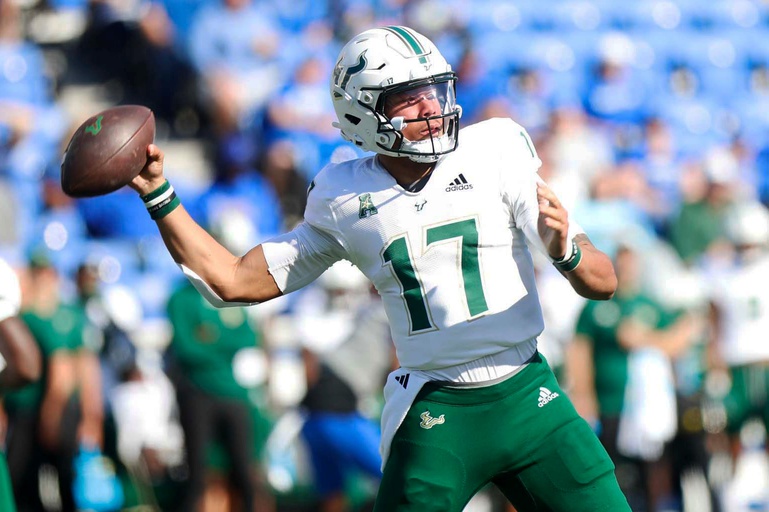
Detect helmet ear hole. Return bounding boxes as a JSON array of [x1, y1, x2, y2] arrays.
[[377, 134, 392, 145], [359, 91, 375, 105]]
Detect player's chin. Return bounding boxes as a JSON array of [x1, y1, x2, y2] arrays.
[[414, 129, 444, 140]]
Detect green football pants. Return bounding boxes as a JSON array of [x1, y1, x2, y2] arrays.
[[375, 352, 630, 512], [724, 364, 769, 435]]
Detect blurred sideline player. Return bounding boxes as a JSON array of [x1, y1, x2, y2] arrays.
[[295, 261, 392, 511], [0, 257, 42, 512], [708, 202, 769, 467], [127, 26, 628, 511]]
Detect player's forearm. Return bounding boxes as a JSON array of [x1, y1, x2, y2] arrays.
[[564, 241, 617, 300], [154, 205, 281, 303], [154, 205, 241, 296], [131, 147, 281, 304]]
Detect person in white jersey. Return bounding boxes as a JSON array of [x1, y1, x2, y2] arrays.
[[128, 26, 629, 511], [709, 201, 769, 466]]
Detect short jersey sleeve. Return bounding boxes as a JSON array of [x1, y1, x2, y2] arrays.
[[303, 167, 347, 248], [494, 120, 585, 260], [496, 118, 543, 232], [262, 168, 349, 294], [0, 258, 21, 323]]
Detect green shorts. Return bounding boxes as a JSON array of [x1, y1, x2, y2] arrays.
[[724, 364, 769, 435], [375, 352, 629, 512]]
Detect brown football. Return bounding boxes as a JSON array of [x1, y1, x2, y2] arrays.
[[61, 105, 155, 197]]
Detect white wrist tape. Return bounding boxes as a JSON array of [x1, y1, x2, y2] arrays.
[[178, 264, 257, 309], [552, 237, 575, 263]]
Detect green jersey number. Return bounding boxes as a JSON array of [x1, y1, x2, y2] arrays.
[[382, 218, 489, 334]]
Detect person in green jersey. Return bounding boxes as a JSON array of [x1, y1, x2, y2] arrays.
[[668, 147, 738, 266], [167, 276, 274, 512], [568, 244, 695, 511], [4, 254, 104, 512], [124, 25, 627, 511], [0, 257, 42, 512]]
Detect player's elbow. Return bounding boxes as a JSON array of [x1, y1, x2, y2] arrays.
[[570, 267, 617, 300], [207, 278, 280, 307], [589, 282, 616, 301], [203, 280, 253, 308], [582, 271, 617, 300]]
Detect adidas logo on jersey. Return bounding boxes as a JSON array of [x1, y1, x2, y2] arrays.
[[538, 387, 559, 408], [446, 173, 473, 192], [395, 373, 410, 389]]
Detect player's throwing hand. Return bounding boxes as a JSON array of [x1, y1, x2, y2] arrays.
[[129, 144, 166, 196]]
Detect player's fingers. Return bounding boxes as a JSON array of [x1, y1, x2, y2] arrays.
[[538, 203, 565, 222], [537, 183, 563, 209], [544, 216, 566, 232], [147, 144, 164, 163]]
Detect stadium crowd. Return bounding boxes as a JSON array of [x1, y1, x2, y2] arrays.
[[2, 0, 769, 510]]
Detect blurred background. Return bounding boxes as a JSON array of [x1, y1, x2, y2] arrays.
[[2, 0, 769, 510]]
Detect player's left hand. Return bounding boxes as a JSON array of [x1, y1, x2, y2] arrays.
[[537, 182, 569, 260]]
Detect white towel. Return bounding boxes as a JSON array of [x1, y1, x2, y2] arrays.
[[617, 348, 677, 461], [379, 369, 431, 471]]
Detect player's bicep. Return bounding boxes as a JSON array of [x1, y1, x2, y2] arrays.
[[236, 245, 283, 301]]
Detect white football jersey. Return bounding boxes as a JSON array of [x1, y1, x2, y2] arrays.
[[263, 118, 582, 370], [0, 257, 21, 323], [711, 255, 769, 365]]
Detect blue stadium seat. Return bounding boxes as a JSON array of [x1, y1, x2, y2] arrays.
[[158, 0, 216, 47], [684, 0, 759, 31], [123, 268, 178, 319], [272, 0, 329, 33], [0, 42, 50, 106], [732, 93, 769, 148], [473, 30, 541, 72], [83, 239, 143, 278], [465, 0, 528, 35], [45, 0, 88, 11], [552, 1, 608, 32]]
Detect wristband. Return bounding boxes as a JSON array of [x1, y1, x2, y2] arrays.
[[141, 180, 181, 220], [553, 239, 582, 273]]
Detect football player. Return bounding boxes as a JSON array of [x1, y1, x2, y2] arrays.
[[130, 26, 628, 511], [0, 257, 42, 511], [709, 202, 769, 468]]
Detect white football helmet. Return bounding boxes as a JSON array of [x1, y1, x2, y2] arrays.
[[725, 201, 769, 248], [330, 26, 461, 163]]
